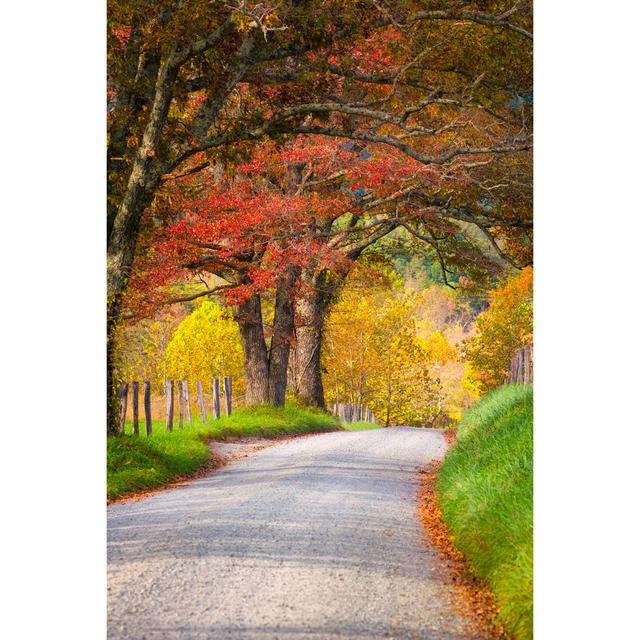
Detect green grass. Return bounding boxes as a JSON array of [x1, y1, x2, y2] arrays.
[[341, 420, 382, 431], [437, 385, 533, 640], [108, 403, 338, 499]]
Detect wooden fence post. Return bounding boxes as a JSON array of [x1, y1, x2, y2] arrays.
[[196, 380, 207, 423], [144, 381, 152, 436], [117, 383, 129, 434], [166, 380, 174, 432], [183, 380, 192, 425], [523, 345, 530, 384], [224, 376, 232, 415], [345, 402, 352, 423], [132, 381, 139, 436], [213, 378, 221, 419], [178, 380, 185, 429]]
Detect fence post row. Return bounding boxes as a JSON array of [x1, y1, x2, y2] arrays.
[[116, 374, 394, 434], [332, 401, 376, 425], [120, 378, 385, 435]]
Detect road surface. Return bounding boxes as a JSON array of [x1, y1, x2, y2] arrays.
[[108, 428, 479, 640]]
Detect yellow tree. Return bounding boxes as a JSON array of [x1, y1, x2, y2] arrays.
[[166, 302, 244, 393], [323, 266, 481, 426], [464, 267, 533, 392]]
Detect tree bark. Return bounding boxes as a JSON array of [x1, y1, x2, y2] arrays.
[[268, 266, 300, 406], [294, 269, 336, 408], [233, 295, 270, 405], [106, 52, 182, 436]]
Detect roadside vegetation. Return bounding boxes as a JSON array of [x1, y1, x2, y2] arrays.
[[108, 404, 338, 499], [341, 420, 382, 431], [437, 385, 533, 640]]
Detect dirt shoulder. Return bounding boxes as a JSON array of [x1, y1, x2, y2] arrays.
[[417, 433, 504, 638]]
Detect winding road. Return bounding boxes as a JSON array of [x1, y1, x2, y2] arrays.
[[108, 428, 479, 640]]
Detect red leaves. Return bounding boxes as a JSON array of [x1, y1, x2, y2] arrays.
[[129, 133, 470, 315]]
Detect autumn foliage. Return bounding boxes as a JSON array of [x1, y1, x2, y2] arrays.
[[464, 267, 533, 392]]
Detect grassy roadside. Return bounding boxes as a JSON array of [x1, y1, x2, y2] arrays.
[[108, 403, 338, 500], [341, 420, 382, 431], [437, 385, 533, 640]]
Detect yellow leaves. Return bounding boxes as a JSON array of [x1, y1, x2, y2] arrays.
[[322, 268, 472, 427], [166, 301, 244, 389], [422, 331, 458, 364], [231, 11, 258, 34], [464, 268, 533, 392]]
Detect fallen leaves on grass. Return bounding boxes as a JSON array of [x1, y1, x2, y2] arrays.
[[418, 460, 504, 638]]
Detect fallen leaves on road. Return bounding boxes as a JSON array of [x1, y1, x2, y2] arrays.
[[418, 459, 504, 638], [443, 429, 457, 447]]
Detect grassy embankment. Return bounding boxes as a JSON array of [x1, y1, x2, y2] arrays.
[[437, 384, 533, 640], [108, 403, 338, 499]]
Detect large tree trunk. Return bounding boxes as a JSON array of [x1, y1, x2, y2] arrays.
[[106, 190, 152, 436], [233, 295, 270, 405], [294, 272, 327, 408], [268, 266, 300, 406], [106, 52, 183, 435], [106, 297, 121, 437]]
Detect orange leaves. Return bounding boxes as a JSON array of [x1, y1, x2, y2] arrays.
[[418, 461, 503, 638]]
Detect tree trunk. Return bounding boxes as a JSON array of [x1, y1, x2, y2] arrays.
[[106, 307, 120, 436], [106, 53, 181, 436], [196, 380, 207, 423], [294, 272, 327, 408], [233, 295, 270, 405], [106, 190, 153, 436], [268, 266, 300, 406]]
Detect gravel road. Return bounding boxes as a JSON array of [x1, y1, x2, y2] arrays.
[[108, 428, 480, 640]]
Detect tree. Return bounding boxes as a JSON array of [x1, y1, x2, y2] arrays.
[[166, 301, 244, 390], [464, 266, 533, 392], [114, 309, 182, 391], [322, 264, 476, 427], [107, 0, 533, 433]]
